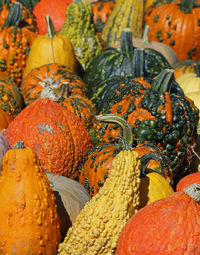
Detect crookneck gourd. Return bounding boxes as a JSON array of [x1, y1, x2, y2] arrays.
[[101, 0, 144, 48], [4, 98, 93, 178], [59, 0, 103, 70], [144, 0, 200, 61], [84, 28, 171, 99], [116, 183, 200, 254], [0, 142, 61, 254], [90, 69, 199, 185], [0, 1, 38, 85], [78, 114, 173, 196], [23, 15, 79, 78], [58, 149, 141, 255]]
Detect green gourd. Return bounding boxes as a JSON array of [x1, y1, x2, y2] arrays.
[[60, 0, 103, 70]]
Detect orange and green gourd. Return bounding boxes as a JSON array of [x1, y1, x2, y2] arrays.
[[78, 114, 174, 196], [145, 0, 200, 61], [116, 183, 200, 254], [0, 142, 61, 254], [58, 149, 141, 255], [23, 15, 79, 78], [0, 1, 38, 85], [101, 0, 144, 48], [59, 0, 103, 70], [90, 69, 199, 184], [4, 98, 93, 178]]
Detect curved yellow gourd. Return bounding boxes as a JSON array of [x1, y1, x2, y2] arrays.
[[58, 150, 141, 255], [102, 0, 144, 48], [139, 172, 174, 208]]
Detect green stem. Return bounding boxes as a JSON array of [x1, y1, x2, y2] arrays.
[[95, 114, 133, 146], [13, 141, 26, 149], [120, 28, 135, 53], [133, 49, 145, 77], [142, 24, 150, 44], [180, 0, 195, 13], [140, 152, 161, 178], [151, 69, 174, 93], [4, 2, 22, 27], [45, 15, 56, 63]]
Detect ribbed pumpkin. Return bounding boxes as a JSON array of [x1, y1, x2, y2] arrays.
[[90, 70, 199, 184], [145, 0, 200, 61], [59, 0, 103, 70], [116, 183, 200, 254], [0, 1, 38, 84], [0, 131, 10, 174], [23, 15, 79, 78], [101, 0, 144, 48], [84, 28, 171, 99], [4, 98, 93, 178], [79, 114, 173, 196], [21, 63, 87, 105], [10, 0, 40, 11], [33, 0, 73, 34], [58, 150, 141, 254], [0, 142, 61, 254]]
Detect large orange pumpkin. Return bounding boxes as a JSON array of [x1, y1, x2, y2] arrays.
[[4, 98, 93, 178]]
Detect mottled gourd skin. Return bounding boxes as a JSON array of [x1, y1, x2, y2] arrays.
[[0, 146, 61, 254], [58, 150, 141, 255], [4, 98, 93, 178], [102, 0, 144, 48], [60, 1, 103, 70]]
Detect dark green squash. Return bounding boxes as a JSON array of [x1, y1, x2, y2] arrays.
[[90, 69, 199, 185], [84, 28, 171, 99]]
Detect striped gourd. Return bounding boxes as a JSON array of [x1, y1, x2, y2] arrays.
[[101, 0, 144, 48]]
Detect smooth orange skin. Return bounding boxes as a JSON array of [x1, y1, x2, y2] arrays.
[[145, 1, 200, 61], [0, 147, 61, 254], [176, 172, 200, 192], [0, 109, 14, 132], [4, 98, 93, 178], [116, 191, 200, 254]]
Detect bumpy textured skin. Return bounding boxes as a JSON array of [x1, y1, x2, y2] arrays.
[[101, 0, 144, 48], [0, 2, 38, 85], [21, 63, 86, 104], [176, 172, 200, 192], [12, 0, 40, 11], [145, 0, 200, 60], [0, 146, 61, 254], [4, 98, 93, 178], [116, 191, 200, 254], [58, 150, 141, 255], [90, 75, 199, 184], [0, 76, 23, 117], [78, 142, 173, 196], [93, 0, 116, 33], [60, 1, 102, 70]]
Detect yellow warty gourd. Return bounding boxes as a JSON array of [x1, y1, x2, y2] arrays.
[[57, 150, 141, 255]]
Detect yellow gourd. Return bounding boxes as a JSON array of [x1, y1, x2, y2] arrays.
[[139, 172, 174, 208], [58, 150, 141, 255], [23, 15, 79, 78]]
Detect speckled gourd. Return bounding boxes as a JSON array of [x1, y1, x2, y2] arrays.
[[58, 150, 141, 255], [0, 142, 61, 254], [59, 0, 102, 70]]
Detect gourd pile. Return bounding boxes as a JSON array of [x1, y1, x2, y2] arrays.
[[1, 0, 200, 254]]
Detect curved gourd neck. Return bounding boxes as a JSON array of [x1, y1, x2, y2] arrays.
[[4, 2, 22, 27]]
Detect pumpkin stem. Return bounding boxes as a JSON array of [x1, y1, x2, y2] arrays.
[[180, 0, 195, 13], [120, 28, 135, 53], [95, 114, 133, 146], [45, 15, 56, 63], [139, 152, 162, 178], [13, 141, 26, 149], [183, 183, 200, 203], [3, 2, 22, 27], [133, 49, 145, 77], [142, 24, 150, 44], [75, 0, 82, 3]]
